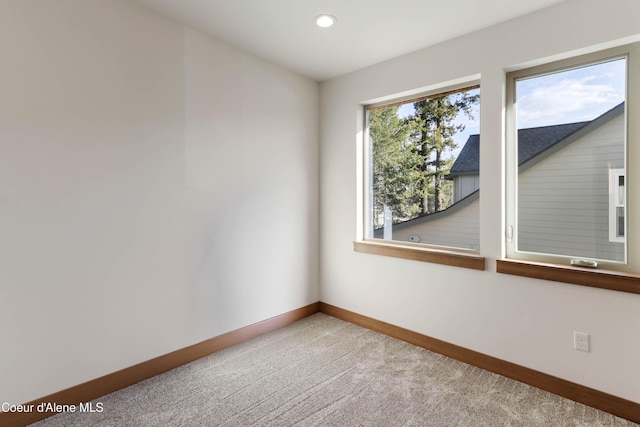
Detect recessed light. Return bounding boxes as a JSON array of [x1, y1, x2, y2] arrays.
[[315, 14, 336, 28]]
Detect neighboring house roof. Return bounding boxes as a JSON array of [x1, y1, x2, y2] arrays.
[[447, 102, 624, 178], [373, 189, 479, 235], [448, 134, 481, 176], [384, 102, 625, 231]]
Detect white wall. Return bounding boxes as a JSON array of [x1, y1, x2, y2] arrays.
[[0, 0, 319, 405], [320, 0, 640, 403]]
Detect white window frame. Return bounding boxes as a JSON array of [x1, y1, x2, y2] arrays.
[[354, 81, 485, 270], [609, 168, 625, 243], [505, 43, 639, 275], [363, 84, 480, 249]]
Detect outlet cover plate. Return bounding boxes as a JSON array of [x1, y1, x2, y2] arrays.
[[574, 331, 590, 352]]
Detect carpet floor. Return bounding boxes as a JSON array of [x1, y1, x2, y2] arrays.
[[31, 313, 638, 426]]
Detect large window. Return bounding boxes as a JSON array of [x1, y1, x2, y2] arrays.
[[362, 85, 481, 255], [505, 43, 639, 276]]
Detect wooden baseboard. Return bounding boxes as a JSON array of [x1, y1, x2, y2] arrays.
[[0, 302, 320, 427], [5, 301, 638, 425], [319, 302, 640, 424]]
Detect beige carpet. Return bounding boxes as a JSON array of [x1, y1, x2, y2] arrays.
[[31, 313, 638, 426]]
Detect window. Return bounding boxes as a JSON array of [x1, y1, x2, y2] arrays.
[[355, 84, 484, 269], [504, 43, 640, 282], [609, 168, 625, 242]]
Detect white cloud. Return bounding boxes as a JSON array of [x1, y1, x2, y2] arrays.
[[517, 74, 624, 128]]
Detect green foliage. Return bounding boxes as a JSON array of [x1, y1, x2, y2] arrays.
[[368, 90, 479, 230], [369, 107, 423, 228], [411, 91, 479, 213]]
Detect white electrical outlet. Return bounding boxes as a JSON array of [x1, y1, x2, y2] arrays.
[[574, 331, 590, 352]]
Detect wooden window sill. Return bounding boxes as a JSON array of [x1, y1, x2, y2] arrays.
[[353, 240, 485, 270], [497, 259, 640, 294]]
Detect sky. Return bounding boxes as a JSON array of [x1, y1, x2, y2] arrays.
[[516, 58, 626, 129], [393, 57, 625, 160]]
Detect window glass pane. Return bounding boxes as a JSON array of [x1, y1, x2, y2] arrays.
[[515, 59, 626, 262], [366, 87, 480, 250]]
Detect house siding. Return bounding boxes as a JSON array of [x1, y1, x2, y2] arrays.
[[518, 114, 625, 261], [391, 197, 480, 250], [453, 175, 480, 202]]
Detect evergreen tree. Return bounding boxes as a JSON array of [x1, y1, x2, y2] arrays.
[[369, 106, 423, 228], [410, 91, 479, 213]]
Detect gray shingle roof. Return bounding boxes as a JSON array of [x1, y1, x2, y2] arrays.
[[448, 134, 480, 175], [448, 102, 624, 177], [449, 122, 589, 175]]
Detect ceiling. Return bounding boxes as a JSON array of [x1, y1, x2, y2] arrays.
[[132, 0, 567, 81]]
